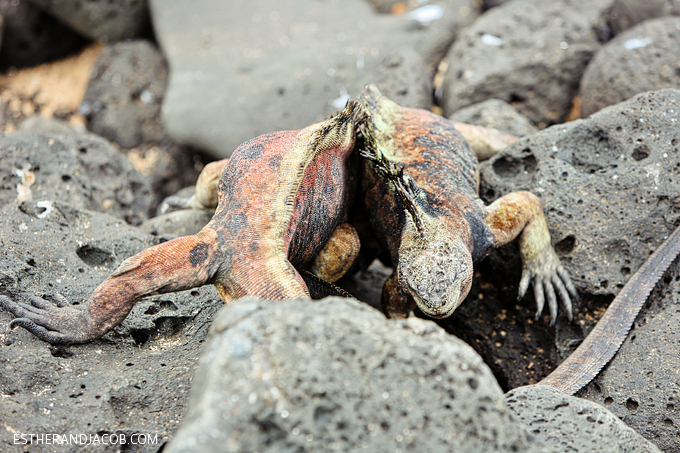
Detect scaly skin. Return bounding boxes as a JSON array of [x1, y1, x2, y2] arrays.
[[0, 102, 364, 344], [360, 85, 576, 322], [538, 224, 680, 394]]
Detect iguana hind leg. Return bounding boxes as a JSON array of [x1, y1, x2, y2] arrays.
[[483, 190, 577, 324], [0, 230, 221, 344], [307, 222, 360, 284]]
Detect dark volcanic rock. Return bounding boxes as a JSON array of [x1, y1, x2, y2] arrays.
[[0, 132, 155, 224], [0, 0, 87, 70], [448, 98, 539, 137], [0, 200, 224, 453], [441, 0, 612, 126], [579, 258, 680, 453], [580, 17, 680, 117], [81, 40, 168, 149], [440, 89, 680, 391], [151, 0, 478, 158], [27, 0, 150, 42], [165, 297, 543, 453], [507, 385, 663, 452], [603, 0, 680, 36]]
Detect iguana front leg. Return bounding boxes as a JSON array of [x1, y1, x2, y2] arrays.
[[483, 191, 577, 324], [159, 159, 229, 213], [0, 230, 220, 344]]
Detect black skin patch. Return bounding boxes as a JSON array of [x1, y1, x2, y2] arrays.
[[465, 210, 495, 263], [189, 243, 210, 267]]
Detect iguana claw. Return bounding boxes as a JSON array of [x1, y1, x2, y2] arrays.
[[0, 294, 94, 344], [518, 246, 577, 325]]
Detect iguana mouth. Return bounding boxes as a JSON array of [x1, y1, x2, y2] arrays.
[[396, 242, 472, 318]]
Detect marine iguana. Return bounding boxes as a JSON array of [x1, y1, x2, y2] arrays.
[[0, 101, 364, 344], [359, 85, 577, 323]]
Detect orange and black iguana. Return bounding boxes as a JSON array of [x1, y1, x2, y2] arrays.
[[0, 102, 364, 344]]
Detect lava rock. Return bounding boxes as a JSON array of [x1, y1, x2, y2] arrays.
[[603, 0, 680, 36], [458, 89, 680, 390], [580, 17, 680, 117], [0, 132, 155, 224], [0, 0, 87, 70], [0, 200, 224, 453], [507, 385, 663, 452], [165, 297, 543, 453], [441, 0, 613, 126], [578, 258, 680, 452], [448, 98, 539, 137], [27, 0, 150, 42], [81, 40, 168, 149], [151, 0, 478, 158]]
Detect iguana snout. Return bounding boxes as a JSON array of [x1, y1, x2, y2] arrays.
[[397, 237, 473, 319]]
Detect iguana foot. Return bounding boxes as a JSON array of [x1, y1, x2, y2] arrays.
[[159, 159, 229, 214], [518, 245, 577, 325], [0, 294, 96, 344]]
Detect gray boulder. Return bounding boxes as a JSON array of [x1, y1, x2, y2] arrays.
[[0, 0, 86, 70], [0, 132, 155, 224], [27, 0, 149, 42], [441, 0, 613, 126], [580, 17, 680, 117], [448, 98, 539, 137], [166, 297, 542, 453], [151, 0, 478, 158], [507, 385, 663, 452], [81, 40, 168, 149], [603, 0, 680, 36]]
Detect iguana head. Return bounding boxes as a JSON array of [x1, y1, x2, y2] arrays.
[[396, 222, 474, 319]]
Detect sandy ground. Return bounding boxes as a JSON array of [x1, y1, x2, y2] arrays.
[[0, 43, 102, 132]]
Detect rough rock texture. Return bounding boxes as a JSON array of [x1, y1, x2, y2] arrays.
[[579, 258, 680, 453], [448, 98, 539, 137], [165, 297, 543, 453], [0, 132, 155, 224], [0, 200, 224, 453], [603, 0, 680, 36], [580, 17, 680, 117], [439, 89, 680, 392], [81, 40, 168, 149], [151, 0, 478, 157], [507, 385, 663, 452], [27, 0, 150, 42], [441, 0, 613, 126], [0, 0, 87, 70]]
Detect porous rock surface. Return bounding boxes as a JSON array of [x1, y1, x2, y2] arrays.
[[441, 0, 613, 126], [0, 200, 224, 453], [507, 385, 663, 452], [81, 40, 168, 149], [0, 132, 155, 224], [448, 97, 539, 137], [27, 0, 150, 42], [580, 17, 680, 117], [151, 0, 479, 157], [165, 297, 543, 453]]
